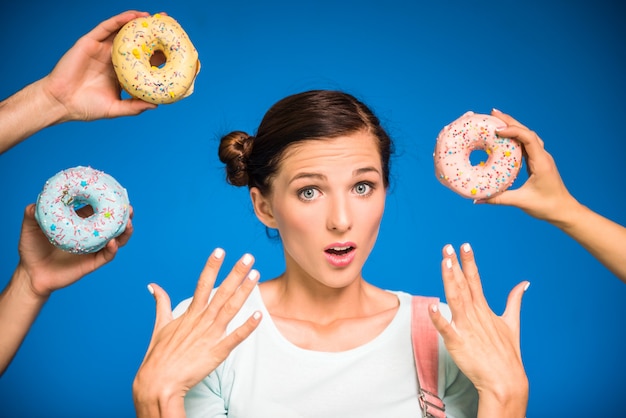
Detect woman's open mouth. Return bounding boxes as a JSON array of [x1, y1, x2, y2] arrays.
[[324, 243, 356, 267]]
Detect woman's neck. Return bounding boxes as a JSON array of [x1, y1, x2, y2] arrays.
[[259, 271, 396, 325], [258, 274, 400, 351]]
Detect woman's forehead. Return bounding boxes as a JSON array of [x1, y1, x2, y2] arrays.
[[281, 132, 381, 167]]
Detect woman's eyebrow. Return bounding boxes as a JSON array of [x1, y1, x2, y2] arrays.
[[288, 172, 327, 185], [289, 167, 381, 184], [354, 166, 381, 177]]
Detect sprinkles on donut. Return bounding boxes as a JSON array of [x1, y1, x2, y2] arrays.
[[35, 166, 130, 254], [434, 112, 523, 200], [111, 13, 200, 104]]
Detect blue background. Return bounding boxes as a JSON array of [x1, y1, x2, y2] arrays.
[[1, 1, 625, 416]]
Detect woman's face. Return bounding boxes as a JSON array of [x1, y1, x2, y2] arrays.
[[253, 130, 387, 289]]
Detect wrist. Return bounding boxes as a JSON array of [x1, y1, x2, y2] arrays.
[[477, 376, 529, 418], [0, 78, 69, 152], [133, 372, 186, 418], [548, 197, 589, 231], [532, 190, 582, 227], [36, 76, 74, 124], [9, 264, 51, 305]]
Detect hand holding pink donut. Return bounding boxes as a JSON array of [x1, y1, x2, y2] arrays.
[[479, 109, 626, 283], [474, 109, 577, 222]]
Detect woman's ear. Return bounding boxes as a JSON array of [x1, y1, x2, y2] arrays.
[[250, 187, 278, 229]]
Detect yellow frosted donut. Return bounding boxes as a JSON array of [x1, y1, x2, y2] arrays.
[[111, 14, 200, 104]]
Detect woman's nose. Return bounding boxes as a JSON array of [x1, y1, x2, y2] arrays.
[[326, 196, 352, 232]]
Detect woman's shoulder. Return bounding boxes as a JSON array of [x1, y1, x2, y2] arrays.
[[385, 290, 452, 321]]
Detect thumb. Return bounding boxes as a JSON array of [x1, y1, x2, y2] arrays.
[[147, 283, 173, 336], [110, 99, 157, 117], [477, 187, 526, 207], [502, 281, 530, 331], [23, 203, 39, 227], [428, 303, 459, 348]]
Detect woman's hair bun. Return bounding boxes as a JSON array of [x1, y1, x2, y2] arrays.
[[218, 130, 253, 187]]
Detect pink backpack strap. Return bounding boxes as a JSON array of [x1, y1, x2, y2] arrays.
[[411, 296, 446, 418]]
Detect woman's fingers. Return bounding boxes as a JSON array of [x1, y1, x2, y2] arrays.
[[141, 283, 173, 358], [212, 310, 263, 361], [182, 250, 259, 323], [441, 244, 478, 318], [203, 253, 255, 318], [502, 281, 530, 336], [148, 283, 173, 335], [134, 251, 263, 405], [212, 269, 260, 329], [457, 243, 491, 312], [187, 249, 226, 314], [428, 303, 459, 347], [434, 243, 528, 399]]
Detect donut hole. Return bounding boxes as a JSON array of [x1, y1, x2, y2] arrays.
[[150, 50, 167, 68], [469, 149, 490, 167], [73, 202, 95, 218]]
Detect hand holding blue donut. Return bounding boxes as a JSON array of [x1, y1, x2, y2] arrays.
[[35, 166, 131, 254], [16, 200, 133, 298]]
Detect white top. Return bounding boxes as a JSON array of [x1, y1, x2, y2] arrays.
[[173, 287, 478, 418]]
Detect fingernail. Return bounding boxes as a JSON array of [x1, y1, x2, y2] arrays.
[[492, 108, 502, 113], [242, 253, 253, 266], [214, 248, 225, 259], [495, 126, 507, 132], [253, 311, 262, 320], [445, 258, 452, 269], [462, 243, 471, 253], [147, 284, 155, 295], [445, 245, 454, 256], [431, 304, 438, 313], [524, 282, 531, 291], [248, 269, 259, 281]]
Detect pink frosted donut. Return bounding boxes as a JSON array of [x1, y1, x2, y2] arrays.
[[434, 112, 523, 199], [34, 166, 130, 254]]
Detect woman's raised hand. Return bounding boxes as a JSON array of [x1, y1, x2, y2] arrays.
[[429, 244, 529, 418], [133, 249, 262, 418]]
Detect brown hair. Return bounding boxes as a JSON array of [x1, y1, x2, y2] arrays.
[[218, 90, 393, 195]]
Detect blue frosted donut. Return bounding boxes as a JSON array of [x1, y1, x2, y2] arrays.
[[35, 166, 130, 254]]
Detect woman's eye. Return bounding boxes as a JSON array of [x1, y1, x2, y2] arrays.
[[299, 187, 319, 201], [354, 182, 372, 195]]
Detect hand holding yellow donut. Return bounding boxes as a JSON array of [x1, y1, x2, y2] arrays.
[[111, 13, 201, 104]]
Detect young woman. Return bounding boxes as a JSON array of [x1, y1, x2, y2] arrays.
[[133, 90, 529, 417]]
